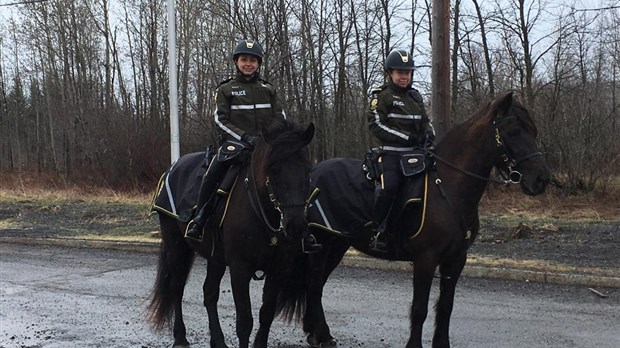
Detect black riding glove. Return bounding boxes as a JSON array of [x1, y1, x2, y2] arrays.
[[423, 135, 436, 151], [241, 134, 259, 147], [407, 133, 429, 147], [406, 135, 421, 147]]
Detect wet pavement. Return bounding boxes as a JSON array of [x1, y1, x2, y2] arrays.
[[2, 243, 619, 348], [2, 233, 619, 289]]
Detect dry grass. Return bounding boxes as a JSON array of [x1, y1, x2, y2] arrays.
[[2, 173, 618, 222], [0, 173, 152, 204], [480, 184, 620, 222], [466, 255, 620, 277]]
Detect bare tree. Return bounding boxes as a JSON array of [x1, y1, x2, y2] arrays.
[[1, 0, 617, 192], [471, 0, 494, 98]]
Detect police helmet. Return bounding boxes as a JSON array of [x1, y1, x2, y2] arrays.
[[233, 39, 264, 64], [384, 49, 415, 71]]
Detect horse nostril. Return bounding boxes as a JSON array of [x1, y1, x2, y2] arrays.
[[533, 174, 550, 193], [538, 174, 550, 186]]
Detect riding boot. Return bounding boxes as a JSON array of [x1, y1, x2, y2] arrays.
[[302, 233, 322, 254], [369, 189, 394, 253], [185, 160, 227, 241]]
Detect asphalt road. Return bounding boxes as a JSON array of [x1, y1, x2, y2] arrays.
[[1, 243, 619, 348]]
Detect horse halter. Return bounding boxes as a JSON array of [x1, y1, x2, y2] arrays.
[[493, 116, 543, 184], [245, 167, 308, 238], [265, 177, 307, 227]]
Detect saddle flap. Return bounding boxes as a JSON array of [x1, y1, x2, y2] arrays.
[[362, 148, 384, 180], [217, 140, 251, 162]]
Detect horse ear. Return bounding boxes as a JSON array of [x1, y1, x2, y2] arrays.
[[261, 120, 281, 143], [497, 92, 514, 113], [493, 92, 514, 120], [302, 122, 315, 145]]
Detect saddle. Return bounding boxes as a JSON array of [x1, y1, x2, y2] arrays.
[[362, 147, 433, 192]]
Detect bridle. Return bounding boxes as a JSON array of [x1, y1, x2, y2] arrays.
[[244, 157, 308, 238], [493, 116, 544, 183], [427, 116, 543, 185]]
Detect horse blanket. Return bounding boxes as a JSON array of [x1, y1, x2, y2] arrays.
[[307, 157, 428, 238], [150, 152, 210, 222]]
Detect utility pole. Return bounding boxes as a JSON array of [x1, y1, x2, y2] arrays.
[[167, 0, 180, 163], [431, 0, 451, 139]]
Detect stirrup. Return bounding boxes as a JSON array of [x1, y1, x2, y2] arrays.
[[302, 235, 323, 254], [369, 231, 388, 253], [184, 219, 204, 241]]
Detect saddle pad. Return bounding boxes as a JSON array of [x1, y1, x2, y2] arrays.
[[150, 152, 209, 222]]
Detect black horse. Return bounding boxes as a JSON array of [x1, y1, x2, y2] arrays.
[[147, 120, 315, 348], [294, 92, 551, 347]]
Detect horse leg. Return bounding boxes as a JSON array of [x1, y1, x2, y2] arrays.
[[406, 254, 439, 348], [304, 244, 348, 347], [229, 262, 254, 348], [204, 259, 229, 348], [171, 269, 192, 348], [253, 275, 279, 348], [431, 250, 467, 348]]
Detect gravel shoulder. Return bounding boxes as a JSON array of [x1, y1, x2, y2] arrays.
[[1, 189, 619, 278]]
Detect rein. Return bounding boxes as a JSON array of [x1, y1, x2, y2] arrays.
[[427, 150, 513, 184], [243, 152, 307, 238], [244, 163, 283, 235], [425, 119, 543, 185]]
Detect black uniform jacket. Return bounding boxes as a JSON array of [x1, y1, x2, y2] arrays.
[[214, 73, 286, 141], [367, 80, 435, 150]]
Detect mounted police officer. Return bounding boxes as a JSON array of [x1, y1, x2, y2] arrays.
[[185, 39, 321, 253], [366, 49, 436, 253]]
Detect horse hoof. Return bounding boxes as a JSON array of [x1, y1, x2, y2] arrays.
[[307, 335, 337, 348], [172, 341, 190, 348], [320, 338, 338, 347]]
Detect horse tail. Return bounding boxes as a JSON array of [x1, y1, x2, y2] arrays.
[[146, 214, 195, 330], [275, 253, 308, 323]]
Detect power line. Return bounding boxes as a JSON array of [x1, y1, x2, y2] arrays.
[[0, 0, 48, 7], [575, 5, 620, 12]]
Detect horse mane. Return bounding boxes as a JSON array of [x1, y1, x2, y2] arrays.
[[437, 92, 537, 150], [437, 102, 492, 151], [265, 119, 309, 168], [248, 119, 309, 184]]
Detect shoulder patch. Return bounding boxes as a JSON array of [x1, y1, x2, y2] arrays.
[[217, 77, 234, 88], [370, 95, 379, 110], [408, 88, 423, 104], [370, 84, 387, 95], [258, 78, 273, 86]]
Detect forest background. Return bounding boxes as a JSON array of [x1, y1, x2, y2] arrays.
[[0, 0, 618, 196]]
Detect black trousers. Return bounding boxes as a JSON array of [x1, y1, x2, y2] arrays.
[[378, 152, 403, 196], [374, 152, 403, 223]]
